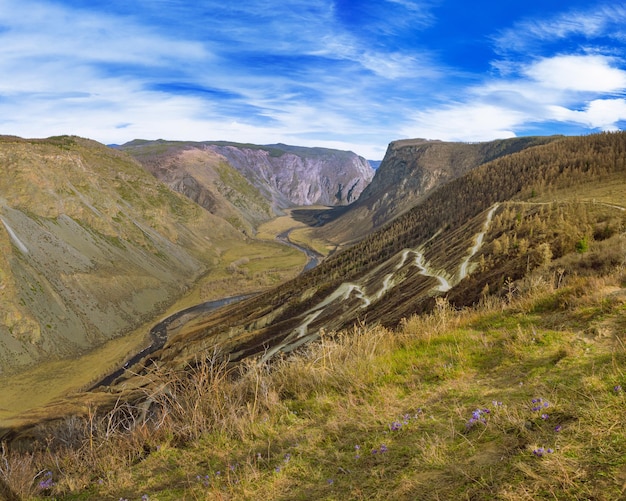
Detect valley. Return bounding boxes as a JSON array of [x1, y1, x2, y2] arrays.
[[1, 131, 626, 500], [0, 203, 319, 428]]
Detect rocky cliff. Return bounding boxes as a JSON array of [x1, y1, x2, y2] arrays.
[[316, 136, 561, 244], [119, 141, 375, 229]]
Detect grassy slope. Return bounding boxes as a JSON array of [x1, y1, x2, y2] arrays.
[[5, 253, 626, 500], [3, 133, 626, 499]]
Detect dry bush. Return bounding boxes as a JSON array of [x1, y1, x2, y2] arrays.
[[0, 443, 41, 500]]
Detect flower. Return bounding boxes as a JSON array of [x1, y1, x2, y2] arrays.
[[554, 425, 562, 432], [38, 471, 54, 490], [380, 444, 388, 453], [466, 408, 489, 428], [533, 446, 554, 457], [541, 413, 549, 420], [614, 385, 622, 393]]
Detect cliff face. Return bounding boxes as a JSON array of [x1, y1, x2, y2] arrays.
[[317, 136, 561, 244], [119, 141, 375, 228], [0, 136, 243, 373], [208, 143, 375, 208]]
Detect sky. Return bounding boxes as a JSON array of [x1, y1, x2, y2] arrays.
[[1, 0, 626, 159]]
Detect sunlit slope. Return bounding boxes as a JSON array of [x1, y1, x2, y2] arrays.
[[119, 140, 375, 235], [0, 135, 245, 372], [155, 132, 626, 368]]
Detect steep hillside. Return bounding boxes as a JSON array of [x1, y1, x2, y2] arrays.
[[148, 132, 626, 370], [119, 141, 375, 227], [316, 136, 560, 245], [0, 135, 249, 373]]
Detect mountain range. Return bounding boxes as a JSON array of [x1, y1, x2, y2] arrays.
[[1, 131, 625, 433], [116, 140, 375, 236]]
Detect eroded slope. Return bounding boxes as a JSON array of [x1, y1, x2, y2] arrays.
[[0, 136, 244, 372]]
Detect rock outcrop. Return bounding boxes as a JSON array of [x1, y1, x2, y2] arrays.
[[317, 136, 560, 244]]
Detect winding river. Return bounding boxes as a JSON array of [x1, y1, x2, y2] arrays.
[[91, 230, 322, 389]]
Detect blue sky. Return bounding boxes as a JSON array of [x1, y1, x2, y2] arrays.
[[1, 0, 626, 159]]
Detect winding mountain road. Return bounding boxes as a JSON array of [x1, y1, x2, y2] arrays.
[[262, 204, 502, 359]]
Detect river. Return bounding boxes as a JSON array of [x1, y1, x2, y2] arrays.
[[90, 231, 322, 388]]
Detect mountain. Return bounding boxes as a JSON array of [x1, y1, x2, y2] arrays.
[[118, 140, 375, 234], [115, 140, 274, 235], [148, 132, 625, 369], [316, 136, 561, 245], [0, 135, 249, 373]]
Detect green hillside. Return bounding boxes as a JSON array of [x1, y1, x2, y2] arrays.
[[2, 248, 625, 500]]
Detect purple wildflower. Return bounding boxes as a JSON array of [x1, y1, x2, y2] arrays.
[[466, 408, 489, 428], [541, 413, 549, 420], [38, 471, 54, 490], [554, 425, 562, 432], [614, 385, 622, 393], [380, 444, 388, 453], [390, 421, 403, 431]]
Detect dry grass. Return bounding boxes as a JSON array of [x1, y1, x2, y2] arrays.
[[3, 264, 626, 500]]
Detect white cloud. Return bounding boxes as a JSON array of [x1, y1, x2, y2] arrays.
[[524, 55, 626, 93], [494, 5, 626, 53], [548, 99, 626, 130], [401, 104, 525, 142]]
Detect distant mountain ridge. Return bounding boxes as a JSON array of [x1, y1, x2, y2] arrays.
[[316, 136, 561, 245], [118, 140, 375, 233]]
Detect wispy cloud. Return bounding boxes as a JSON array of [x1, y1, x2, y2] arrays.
[[0, 0, 625, 159], [493, 4, 626, 55]]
